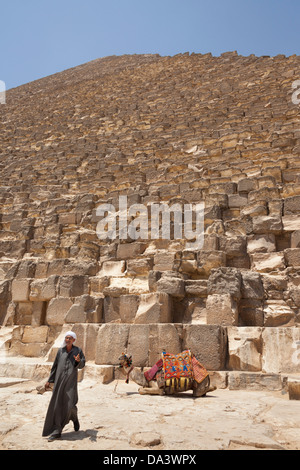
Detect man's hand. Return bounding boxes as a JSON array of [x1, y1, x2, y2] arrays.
[[74, 353, 81, 363]]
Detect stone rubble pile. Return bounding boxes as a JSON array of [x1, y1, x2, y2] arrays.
[[0, 52, 300, 396]]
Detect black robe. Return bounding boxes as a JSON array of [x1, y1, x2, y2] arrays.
[[42, 345, 85, 437]]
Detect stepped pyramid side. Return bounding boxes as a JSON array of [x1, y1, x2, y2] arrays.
[[0, 52, 300, 390]]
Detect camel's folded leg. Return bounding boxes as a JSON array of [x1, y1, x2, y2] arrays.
[[138, 387, 164, 395]]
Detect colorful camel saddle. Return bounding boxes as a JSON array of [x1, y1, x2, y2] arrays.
[[162, 350, 193, 380], [144, 350, 209, 388]]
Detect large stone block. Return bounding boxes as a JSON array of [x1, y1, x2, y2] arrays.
[[197, 251, 226, 276], [284, 248, 300, 267], [119, 294, 139, 323], [182, 324, 227, 370], [207, 267, 242, 301], [12, 279, 31, 302], [262, 327, 300, 374], [29, 275, 59, 301], [22, 325, 48, 343], [227, 327, 262, 371], [241, 271, 264, 300], [95, 324, 130, 365], [263, 300, 294, 327], [251, 252, 286, 272], [59, 275, 89, 297], [65, 295, 103, 323], [252, 215, 282, 234], [156, 273, 185, 298], [247, 234, 276, 254], [46, 297, 73, 325], [206, 293, 238, 326], [134, 292, 171, 323], [148, 323, 182, 365]]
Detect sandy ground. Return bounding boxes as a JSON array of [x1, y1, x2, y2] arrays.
[[0, 375, 300, 453]]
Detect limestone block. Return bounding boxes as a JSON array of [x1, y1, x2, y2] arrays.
[[282, 215, 300, 232], [241, 201, 267, 218], [284, 248, 300, 267], [263, 300, 294, 326], [116, 242, 147, 259], [89, 276, 110, 295], [237, 178, 258, 193], [228, 372, 283, 391], [184, 280, 207, 297], [228, 194, 248, 208], [251, 252, 286, 272], [247, 234, 276, 254], [241, 271, 264, 300], [156, 274, 185, 298], [197, 250, 226, 276], [29, 275, 59, 301], [153, 252, 176, 271], [99, 260, 126, 277], [102, 277, 132, 297], [252, 215, 282, 234], [248, 187, 280, 204], [148, 324, 182, 365], [262, 327, 300, 374], [283, 195, 300, 215], [261, 273, 288, 292], [291, 231, 300, 248], [103, 296, 120, 323], [180, 297, 207, 324], [134, 292, 171, 323], [227, 327, 262, 371], [182, 324, 227, 370], [22, 325, 48, 343], [119, 295, 139, 323], [206, 293, 238, 326], [207, 267, 242, 301], [46, 297, 73, 325], [65, 295, 103, 323], [95, 323, 130, 365], [218, 236, 247, 258], [127, 324, 150, 367], [12, 279, 31, 302], [126, 258, 153, 276], [59, 275, 89, 297]]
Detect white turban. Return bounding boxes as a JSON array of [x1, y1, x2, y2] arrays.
[[61, 331, 77, 348]]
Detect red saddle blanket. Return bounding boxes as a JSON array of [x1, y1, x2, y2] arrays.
[[162, 350, 193, 380]]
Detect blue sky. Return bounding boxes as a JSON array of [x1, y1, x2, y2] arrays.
[[1, 0, 300, 90]]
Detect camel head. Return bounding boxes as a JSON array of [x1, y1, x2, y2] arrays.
[[118, 352, 133, 369]]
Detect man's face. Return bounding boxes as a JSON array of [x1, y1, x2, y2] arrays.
[[65, 335, 75, 347]]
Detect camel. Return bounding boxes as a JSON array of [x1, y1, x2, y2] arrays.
[[118, 351, 216, 397]]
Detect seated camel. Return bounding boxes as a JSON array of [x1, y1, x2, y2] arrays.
[[118, 350, 216, 397]]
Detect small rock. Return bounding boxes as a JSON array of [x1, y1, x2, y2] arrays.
[[129, 431, 161, 447]]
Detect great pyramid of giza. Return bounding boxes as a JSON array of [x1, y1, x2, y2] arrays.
[[0, 52, 300, 393]]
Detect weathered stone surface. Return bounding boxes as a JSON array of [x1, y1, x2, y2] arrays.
[[46, 297, 73, 325], [262, 328, 300, 374], [29, 275, 58, 301], [227, 327, 262, 371], [206, 293, 238, 326], [207, 267, 242, 300], [182, 324, 227, 370], [1, 52, 300, 394], [134, 292, 171, 323]]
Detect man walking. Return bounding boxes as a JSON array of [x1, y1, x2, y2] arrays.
[[42, 331, 85, 442]]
